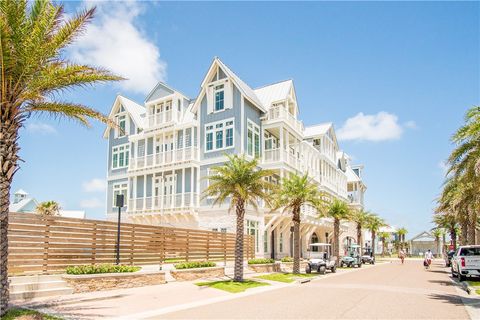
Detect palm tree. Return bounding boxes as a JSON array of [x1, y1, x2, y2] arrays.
[[204, 154, 273, 281], [326, 199, 351, 265], [431, 228, 444, 258], [365, 214, 386, 257], [35, 201, 60, 216], [272, 173, 326, 274], [378, 231, 390, 257], [351, 209, 371, 248], [397, 227, 408, 250], [0, 1, 122, 315], [433, 213, 457, 250]]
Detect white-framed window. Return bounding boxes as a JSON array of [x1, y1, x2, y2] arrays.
[[264, 131, 278, 150], [279, 231, 284, 253], [214, 84, 225, 112], [115, 112, 129, 138], [112, 183, 128, 207], [247, 120, 260, 157], [112, 144, 130, 169], [205, 118, 234, 153], [247, 220, 260, 253], [264, 230, 268, 253]]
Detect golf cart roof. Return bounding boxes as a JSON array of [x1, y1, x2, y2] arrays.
[[309, 243, 331, 247], [350, 244, 361, 248]]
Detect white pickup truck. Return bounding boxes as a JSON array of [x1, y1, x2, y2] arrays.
[[451, 245, 480, 281]]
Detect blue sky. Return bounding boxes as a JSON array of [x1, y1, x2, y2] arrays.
[[13, 1, 479, 238]]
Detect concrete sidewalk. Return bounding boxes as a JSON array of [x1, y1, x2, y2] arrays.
[[15, 265, 377, 319]]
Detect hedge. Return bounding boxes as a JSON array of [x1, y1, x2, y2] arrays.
[[65, 264, 140, 275], [281, 256, 294, 262], [174, 261, 216, 269], [248, 258, 275, 265]]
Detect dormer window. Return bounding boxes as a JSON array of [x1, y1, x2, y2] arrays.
[[118, 115, 126, 137], [214, 84, 225, 112]]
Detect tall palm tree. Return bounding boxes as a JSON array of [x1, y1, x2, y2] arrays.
[[433, 213, 457, 250], [326, 199, 351, 265], [365, 214, 386, 257], [35, 201, 60, 216], [397, 227, 408, 250], [0, 1, 121, 315], [272, 173, 326, 274], [378, 232, 391, 257], [204, 154, 273, 281], [351, 209, 371, 248], [431, 228, 444, 257]]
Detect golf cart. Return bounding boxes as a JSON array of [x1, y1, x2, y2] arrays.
[[361, 248, 375, 264], [340, 244, 362, 268], [306, 243, 337, 275]]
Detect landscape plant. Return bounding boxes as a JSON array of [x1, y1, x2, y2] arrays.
[[65, 264, 140, 275], [365, 214, 386, 257], [174, 261, 216, 269], [203, 154, 274, 281], [35, 200, 61, 216], [326, 199, 351, 265], [0, 1, 122, 315], [248, 258, 275, 265]]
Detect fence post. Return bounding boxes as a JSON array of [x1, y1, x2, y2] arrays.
[[186, 231, 190, 262], [42, 217, 51, 274], [223, 232, 227, 265], [206, 232, 210, 262], [91, 222, 97, 265], [130, 225, 135, 266]]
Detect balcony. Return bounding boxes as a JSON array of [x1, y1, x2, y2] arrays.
[[129, 147, 199, 171], [147, 110, 177, 128], [127, 192, 199, 213], [263, 148, 303, 170], [348, 192, 363, 205], [264, 106, 304, 133]]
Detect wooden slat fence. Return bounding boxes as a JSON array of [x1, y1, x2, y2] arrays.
[[7, 213, 255, 275]]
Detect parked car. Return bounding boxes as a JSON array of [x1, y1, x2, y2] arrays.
[[451, 245, 480, 281], [340, 244, 362, 268], [444, 250, 455, 267], [306, 243, 337, 275], [361, 253, 375, 264]]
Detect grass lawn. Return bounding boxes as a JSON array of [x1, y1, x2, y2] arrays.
[[195, 280, 269, 293], [255, 273, 317, 283], [2, 308, 62, 320], [468, 281, 480, 287]]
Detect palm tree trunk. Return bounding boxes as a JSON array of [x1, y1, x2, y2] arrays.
[[234, 199, 245, 282], [451, 229, 457, 250], [468, 209, 477, 245], [381, 239, 385, 257], [371, 231, 376, 257], [356, 224, 362, 247], [461, 218, 468, 246], [333, 218, 340, 265], [0, 118, 20, 316], [292, 206, 301, 274]]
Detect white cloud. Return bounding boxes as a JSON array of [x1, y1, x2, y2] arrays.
[[25, 122, 57, 135], [337, 112, 408, 142], [82, 178, 106, 192], [80, 197, 104, 209], [404, 120, 417, 129], [69, 1, 167, 94]]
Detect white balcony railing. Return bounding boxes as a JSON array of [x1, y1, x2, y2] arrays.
[[127, 193, 199, 213], [148, 110, 175, 128], [265, 106, 304, 133], [129, 147, 199, 170]]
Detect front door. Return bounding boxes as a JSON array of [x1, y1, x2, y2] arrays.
[[163, 174, 174, 208]]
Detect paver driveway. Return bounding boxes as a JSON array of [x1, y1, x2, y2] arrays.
[[157, 260, 475, 319]]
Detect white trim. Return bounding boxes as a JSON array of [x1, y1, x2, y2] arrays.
[[111, 143, 130, 170], [246, 119, 260, 158], [204, 117, 235, 153], [112, 182, 128, 207]]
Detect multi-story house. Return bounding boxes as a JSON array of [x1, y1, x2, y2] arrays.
[[104, 57, 366, 259]]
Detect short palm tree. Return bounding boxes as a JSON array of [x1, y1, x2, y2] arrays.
[[272, 173, 326, 274], [351, 209, 371, 248], [204, 154, 274, 281], [433, 213, 457, 250], [397, 227, 408, 250], [0, 1, 122, 315], [35, 201, 60, 216], [365, 214, 386, 257], [326, 199, 351, 265], [378, 231, 390, 257], [431, 228, 444, 257]]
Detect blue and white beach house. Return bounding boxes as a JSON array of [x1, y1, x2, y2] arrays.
[[104, 58, 366, 258]]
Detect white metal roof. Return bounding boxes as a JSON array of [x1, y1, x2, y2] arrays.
[[118, 95, 146, 128], [9, 198, 37, 213], [346, 166, 361, 182], [59, 210, 86, 219], [253, 80, 292, 110], [304, 123, 333, 137], [14, 189, 28, 195]]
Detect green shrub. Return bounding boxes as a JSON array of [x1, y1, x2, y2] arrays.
[[65, 264, 140, 275], [174, 261, 216, 269], [248, 258, 275, 265], [281, 256, 293, 262]]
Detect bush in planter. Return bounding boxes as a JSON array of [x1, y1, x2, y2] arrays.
[[174, 261, 216, 269], [66, 264, 140, 275], [281, 256, 293, 263], [248, 258, 275, 265]]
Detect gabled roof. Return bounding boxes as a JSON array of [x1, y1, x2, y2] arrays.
[[304, 122, 333, 137], [9, 197, 38, 213], [102, 95, 146, 139], [194, 57, 267, 113], [144, 81, 190, 104], [410, 231, 434, 242], [346, 166, 360, 182], [253, 79, 293, 109], [14, 189, 28, 195]]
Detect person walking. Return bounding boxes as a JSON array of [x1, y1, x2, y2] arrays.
[[399, 249, 406, 264], [424, 249, 433, 269]]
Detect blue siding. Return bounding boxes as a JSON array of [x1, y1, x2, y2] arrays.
[[244, 99, 263, 154], [145, 83, 174, 103], [107, 178, 128, 214]]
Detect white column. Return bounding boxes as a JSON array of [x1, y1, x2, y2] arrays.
[[143, 174, 147, 210], [152, 174, 156, 209], [172, 173, 176, 208], [183, 129, 187, 160], [160, 174, 164, 211], [181, 168, 186, 207], [279, 126, 284, 161], [133, 176, 137, 211], [173, 130, 177, 162], [162, 132, 166, 164], [190, 168, 194, 207]]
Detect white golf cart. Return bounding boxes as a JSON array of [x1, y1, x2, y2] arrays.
[[306, 243, 337, 275]]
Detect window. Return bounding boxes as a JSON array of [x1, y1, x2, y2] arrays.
[[247, 220, 260, 253], [264, 230, 268, 253], [247, 120, 260, 157], [118, 115, 126, 137], [214, 84, 224, 112], [112, 144, 130, 169], [279, 232, 283, 253], [205, 119, 234, 152], [113, 183, 128, 207], [221, 228, 227, 233], [264, 132, 278, 150]]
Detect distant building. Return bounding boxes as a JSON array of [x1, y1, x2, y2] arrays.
[[409, 231, 442, 257], [364, 225, 398, 255], [9, 189, 85, 219]]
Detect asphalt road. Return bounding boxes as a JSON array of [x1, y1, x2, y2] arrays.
[[159, 260, 473, 319]]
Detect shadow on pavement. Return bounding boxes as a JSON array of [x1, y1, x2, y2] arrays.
[[428, 279, 456, 287], [429, 293, 480, 309]]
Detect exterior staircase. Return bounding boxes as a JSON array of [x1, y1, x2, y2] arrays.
[[9, 274, 73, 301]]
